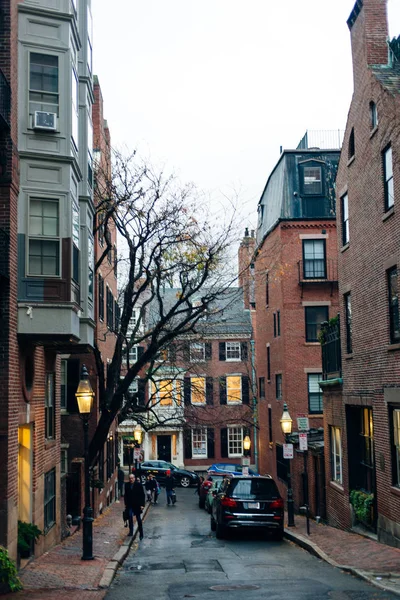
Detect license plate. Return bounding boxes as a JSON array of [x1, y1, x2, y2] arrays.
[[247, 502, 260, 509]]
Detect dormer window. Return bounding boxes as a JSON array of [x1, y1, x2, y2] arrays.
[[303, 166, 322, 195]]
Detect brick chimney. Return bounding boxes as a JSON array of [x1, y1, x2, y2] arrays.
[[347, 0, 389, 90], [238, 228, 256, 310]]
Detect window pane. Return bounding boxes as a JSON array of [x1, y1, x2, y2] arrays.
[[191, 377, 205, 404], [159, 380, 173, 405], [227, 375, 241, 403], [303, 166, 322, 194], [385, 147, 393, 179]]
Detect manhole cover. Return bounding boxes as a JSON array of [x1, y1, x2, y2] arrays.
[[210, 585, 261, 591]]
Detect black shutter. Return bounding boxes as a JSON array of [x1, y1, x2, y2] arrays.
[[219, 377, 227, 405], [206, 377, 214, 405], [138, 379, 146, 406], [184, 377, 191, 406], [241, 342, 248, 361], [184, 429, 192, 459], [169, 343, 176, 363], [273, 313, 277, 337], [242, 375, 250, 404], [219, 342, 226, 361], [205, 342, 212, 360], [137, 346, 144, 360], [183, 343, 190, 363], [66, 359, 80, 413], [207, 428, 215, 459], [221, 428, 228, 458]]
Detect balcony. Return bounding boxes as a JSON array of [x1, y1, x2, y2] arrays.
[[0, 69, 11, 130], [298, 258, 338, 297], [320, 316, 342, 380]]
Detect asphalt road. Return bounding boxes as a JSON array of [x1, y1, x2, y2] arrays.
[[106, 488, 397, 600]]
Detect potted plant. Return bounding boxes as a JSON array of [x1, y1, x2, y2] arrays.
[[17, 521, 42, 558], [349, 490, 374, 527]]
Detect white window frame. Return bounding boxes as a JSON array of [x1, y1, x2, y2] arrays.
[[152, 379, 182, 407], [192, 428, 207, 456], [61, 445, 69, 475], [191, 376, 206, 405], [128, 345, 138, 364], [331, 426, 342, 484], [228, 426, 243, 458], [308, 373, 323, 414], [60, 359, 67, 411], [29, 51, 59, 119], [384, 145, 394, 210], [190, 342, 205, 362], [226, 375, 242, 404], [393, 409, 400, 487], [225, 342, 241, 361], [28, 197, 60, 277]]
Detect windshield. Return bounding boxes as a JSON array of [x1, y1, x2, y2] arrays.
[[229, 479, 280, 500]]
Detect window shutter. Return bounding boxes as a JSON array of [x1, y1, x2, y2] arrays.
[[241, 342, 248, 360], [138, 379, 146, 406], [169, 343, 176, 363], [242, 375, 250, 404], [137, 346, 144, 360], [206, 377, 214, 405], [219, 377, 227, 405], [184, 429, 192, 459], [184, 377, 191, 406], [205, 342, 212, 360], [183, 343, 190, 363], [221, 428, 228, 458], [207, 428, 215, 459], [66, 359, 80, 413], [219, 342, 226, 361]]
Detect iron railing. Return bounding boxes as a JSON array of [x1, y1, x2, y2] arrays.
[[297, 129, 344, 150], [0, 69, 11, 128], [298, 258, 338, 284], [320, 315, 342, 380]]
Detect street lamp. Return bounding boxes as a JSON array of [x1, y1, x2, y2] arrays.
[[280, 402, 295, 527], [129, 441, 135, 475], [75, 364, 95, 560], [243, 435, 251, 456], [133, 424, 143, 473]]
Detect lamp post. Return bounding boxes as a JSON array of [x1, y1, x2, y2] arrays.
[[133, 424, 143, 473], [75, 364, 95, 560], [129, 441, 135, 475], [280, 402, 295, 527], [243, 435, 251, 457]]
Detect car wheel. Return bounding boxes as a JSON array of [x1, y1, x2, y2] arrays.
[[272, 528, 284, 541], [216, 523, 225, 539], [141, 475, 147, 485], [180, 476, 191, 488], [210, 517, 216, 532], [199, 498, 205, 509]]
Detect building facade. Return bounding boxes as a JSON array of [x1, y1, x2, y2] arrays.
[[321, 0, 400, 547]]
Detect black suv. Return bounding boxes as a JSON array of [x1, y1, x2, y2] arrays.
[[138, 460, 199, 488], [211, 475, 284, 540]]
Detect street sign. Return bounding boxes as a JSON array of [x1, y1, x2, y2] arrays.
[[242, 466, 249, 476], [242, 457, 250, 466], [134, 448, 141, 460], [297, 416, 310, 431], [299, 433, 308, 451], [283, 443, 294, 459]]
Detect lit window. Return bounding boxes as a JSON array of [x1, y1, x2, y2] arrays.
[[228, 427, 243, 457], [192, 429, 207, 456], [158, 380, 173, 406], [226, 342, 241, 361], [191, 377, 206, 404], [29, 199, 59, 276], [227, 375, 241, 403], [330, 427, 342, 484]]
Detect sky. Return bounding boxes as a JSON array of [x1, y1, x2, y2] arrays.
[[92, 0, 400, 231]]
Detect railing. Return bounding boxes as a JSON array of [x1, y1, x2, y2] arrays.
[[297, 130, 344, 150], [320, 315, 342, 380], [0, 69, 11, 128], [298, 258, 338, 283]]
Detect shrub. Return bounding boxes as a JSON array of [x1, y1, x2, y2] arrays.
[[0, 546, 22, 592], [17, 521, 42, 556], [350, 490, 374, 524]]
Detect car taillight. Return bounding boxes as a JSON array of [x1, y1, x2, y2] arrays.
[[221, 496, 237, 508], [269, 498, 284, 509]]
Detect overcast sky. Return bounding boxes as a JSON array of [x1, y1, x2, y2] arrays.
[[92, 0, 400, 230]]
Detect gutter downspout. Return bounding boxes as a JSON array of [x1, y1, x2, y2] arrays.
[[250, 339, 258, 472]]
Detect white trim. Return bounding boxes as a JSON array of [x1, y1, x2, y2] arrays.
[[299, 234, 328, 239]]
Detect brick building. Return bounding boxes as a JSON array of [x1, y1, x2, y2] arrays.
[[252, 135, 341, 518], [321, 0, 400, 547]]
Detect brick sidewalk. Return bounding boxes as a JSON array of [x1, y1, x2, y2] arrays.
[[2, 499, 143, 600]]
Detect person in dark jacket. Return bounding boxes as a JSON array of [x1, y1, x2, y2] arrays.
[[165, 470, 175, 505], [124, 473, 145, 538], [117, 465, 125, 500], [145, 474, 157, 503]]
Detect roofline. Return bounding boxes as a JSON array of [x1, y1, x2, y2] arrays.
[[256, 216, 336, 255]]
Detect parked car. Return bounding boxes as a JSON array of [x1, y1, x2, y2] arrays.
[[198, 474, 225, 509], [205, 478, 224, 514], [207, 463, 259, 476], [211, 475, 284, 540], [138, 460, 199, 488]]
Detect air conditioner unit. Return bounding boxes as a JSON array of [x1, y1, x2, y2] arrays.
[[33, 111, 57, 131]]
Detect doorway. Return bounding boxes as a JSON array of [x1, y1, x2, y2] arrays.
[[157, 435, 172, 462], [18, 425, 33, 522]]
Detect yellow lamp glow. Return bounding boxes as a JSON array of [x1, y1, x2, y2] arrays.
[[75, 365, 94, 414], [280, 402, 293, 435], [134, 423, 143, 444], [243, 435, 251, 452]]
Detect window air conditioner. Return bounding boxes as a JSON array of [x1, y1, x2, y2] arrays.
[[33, 111, 57, 131]]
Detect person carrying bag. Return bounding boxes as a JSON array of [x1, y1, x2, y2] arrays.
[[124, 473, 145, 539]]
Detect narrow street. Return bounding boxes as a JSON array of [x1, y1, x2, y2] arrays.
[[106, 489, 397, 600]]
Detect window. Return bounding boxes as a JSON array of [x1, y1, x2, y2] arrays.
[[227, 375, 241, 403], [341, 193, 349, 245], [113, 245, 117, 278], [344, 292, 352, 353], [152, 379, 181, 407], [87, 5, 93, 75], [44, 469, 56, 531], [330, 427, 342, 484], [106, 287, 114, 330], [226, 342, 241, 361], [88, 236, 94, 300], [388, 267, 400, 344], [277, 310, 281, 336], [308, 373, 323, 414], [392, 408, 400, 487], [275, 374, 282, 400], [98, 275, 104, 321], [159, 380, 173, 406], [45, 372, 55, 439], [29, 53, 59, 118], [266, 272, 269, 306], [228, 427, 243, 457], [60, 360, 67, 410], [303, 166, 322, 195], [191, 377, 206, 404], [348, 127, 355, 160], [190, 343, 205, 362], [276, 444, 288, 482], [303, 239, 326, 279], [267, 345, 271, 381], [61, 447, 68, 475], [72, 201, 79, 283], [370, 101, 378, 129], [305, 306, 329, 342], [87, 111, 93, 188], [361, 407, 374, 491], [192, 429, 207, 456], [128, 345, 138, 364], [114, 300, 120, 332], [259, 377, 265, 399], [29, 199, 59, 276], [98, 212, 105, 246], [71, 67, 78, 149], [384, 145, 394, 210]]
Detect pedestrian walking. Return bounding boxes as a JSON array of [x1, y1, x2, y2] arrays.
[[165, 470, 175, 506], [145, 474, 157, 503], [124, 473, 145, 539], [117, 464, 125, 500]]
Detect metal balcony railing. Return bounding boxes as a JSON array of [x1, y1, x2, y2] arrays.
[[0, 69, 11, 129], [298, 258, 338, 283], [320, 315, 342, 380]]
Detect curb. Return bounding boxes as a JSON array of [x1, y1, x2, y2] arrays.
[[284, 528, 400, 597], [98, 502, 151, 589]]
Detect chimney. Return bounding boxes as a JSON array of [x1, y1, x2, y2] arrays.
[[238, 228, 256, 310], [347, 0, 389, 89]]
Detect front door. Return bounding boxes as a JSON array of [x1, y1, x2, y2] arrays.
[[157, 435, 172, 462]]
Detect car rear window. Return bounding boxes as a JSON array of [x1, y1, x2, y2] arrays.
[[207, 475, 224, 484], [229, 479, 280, 500]]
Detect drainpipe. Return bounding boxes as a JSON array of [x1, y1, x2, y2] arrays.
[[250, 339, 259, 472]]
